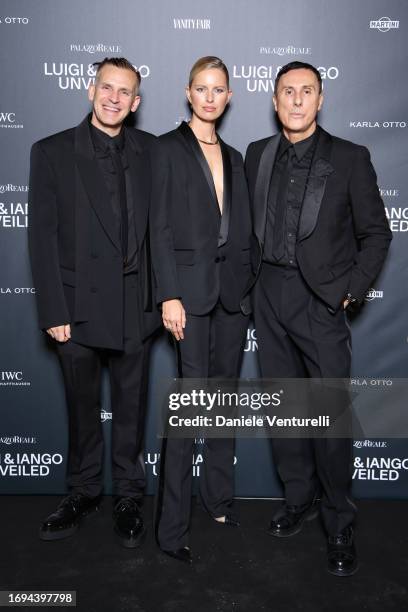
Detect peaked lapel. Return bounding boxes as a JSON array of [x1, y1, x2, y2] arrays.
[[253, 134, 281, 244], [218, 137, 232, 246], [74, 116, 121, 253], [298, 127, 334, 241]]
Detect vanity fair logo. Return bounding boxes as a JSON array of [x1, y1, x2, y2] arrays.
[[0, 112, 23, 129], [0, 452, 63, 477], [0, 200, 28, 228], [349, 121, 406, 128], [69, 43, 122, 54], [369, 17, 399, 32], [260, 45, 311, 56], [173, 18, 211, 29], [0, 17, 29, 24], [244, 327, 258, 352], [353, 456, 408, 481], [232, 65, 339, 92], [0, 435, 37, 445], [0, 371, 30, 387], [43, 62, 150, 90], [365, 288, 383, 302]]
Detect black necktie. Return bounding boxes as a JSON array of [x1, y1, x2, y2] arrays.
[[108, 140, 128, 263], [272, 146, 295, 261]]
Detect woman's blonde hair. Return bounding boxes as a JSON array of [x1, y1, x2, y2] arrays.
[[188, 56, 230, 88]]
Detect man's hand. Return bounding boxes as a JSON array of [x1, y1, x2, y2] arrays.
[[46, 324, 71, 342], [162, 299, 186, 341]]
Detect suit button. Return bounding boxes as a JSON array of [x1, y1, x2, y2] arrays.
[[215, 257, 220, 263], [221, 255, 226, 262]]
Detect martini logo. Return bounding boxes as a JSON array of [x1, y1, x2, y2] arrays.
[[365, 288, 383, 302], [101, 409, 112, 422], [370, 17, 399, 32]]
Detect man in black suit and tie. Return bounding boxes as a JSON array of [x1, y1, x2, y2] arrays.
[[245, 61, 392, 576], [28, 57, 159, 547]]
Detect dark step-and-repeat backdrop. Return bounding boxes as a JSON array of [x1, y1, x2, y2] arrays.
[[1, 0, 407, 498]]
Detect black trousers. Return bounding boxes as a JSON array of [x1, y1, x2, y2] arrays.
[[56, 274, 151, 499], [156, 302, 249, 550], [253, 264, 356, 536]]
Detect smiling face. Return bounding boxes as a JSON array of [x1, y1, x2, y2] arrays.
[[273, 68, 323, 142], [186, 68, 232, 123], [88, 64, 140, 136]]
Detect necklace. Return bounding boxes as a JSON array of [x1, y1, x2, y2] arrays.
[[197, 136, 219, 146]]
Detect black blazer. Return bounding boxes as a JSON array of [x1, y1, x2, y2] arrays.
[[245, 127, 392, 310], [151, 121, 254, 315], [28, 115, 160, 350]]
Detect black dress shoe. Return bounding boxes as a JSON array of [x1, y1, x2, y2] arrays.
[[327, 526, 359, 577], [39, 493, 100, 541], [213, 514, 240, 527], [113, 497, 146, 548], [268, 499, 319, 537], [160, 547, 192, 564]]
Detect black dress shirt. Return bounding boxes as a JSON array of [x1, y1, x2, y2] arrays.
[[263, 128, 318, 266], [90, 123, 138, 274]]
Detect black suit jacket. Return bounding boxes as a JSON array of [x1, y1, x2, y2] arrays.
[[28, 115, 160, 350], [151, 122, 254, 315], [245, 127, 392, 310]]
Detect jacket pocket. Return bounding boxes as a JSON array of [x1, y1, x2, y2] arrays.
[[60, 266, 76, 287], [174, 249, 195, 266]]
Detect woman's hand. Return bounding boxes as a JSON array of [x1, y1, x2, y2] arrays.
[[162, 299, 186, 341]]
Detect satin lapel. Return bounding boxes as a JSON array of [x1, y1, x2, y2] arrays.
[[298, 128, 334, 241], [218, 138, 232, 246], [74, 117, 121, 252], [253, 134, 281, 244], [125, 129, 150, 251], [177, 121, 219, 213]]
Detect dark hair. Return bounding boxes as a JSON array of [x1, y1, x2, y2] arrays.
[[189, 56, 229, 88], [275, 61, 322, 94], [93, 57, 141, 88]]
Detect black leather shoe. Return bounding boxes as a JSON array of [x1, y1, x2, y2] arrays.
[[113, 497, 146, 548], [327, 526, 359, 577], [39, 493, 99, 541], [268, 499, 319, 537], [160, 547, 192, 564], [213, 514, 240, 527]]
